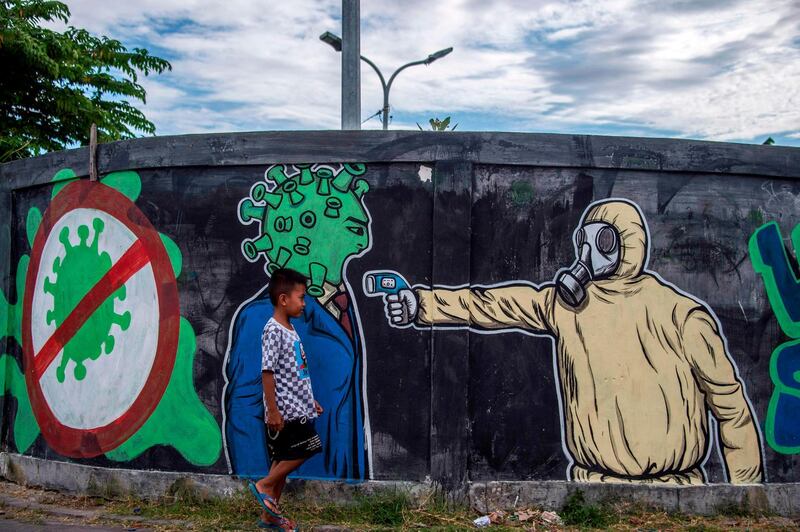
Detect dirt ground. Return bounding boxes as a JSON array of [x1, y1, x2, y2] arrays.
[[0, 479, 798, 531]]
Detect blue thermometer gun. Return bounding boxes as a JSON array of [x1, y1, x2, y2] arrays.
[[363, 271, 409, 296]]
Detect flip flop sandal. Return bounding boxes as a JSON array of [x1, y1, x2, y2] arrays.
[[247, 481, 282, 518], [258, 516, 298, 531]]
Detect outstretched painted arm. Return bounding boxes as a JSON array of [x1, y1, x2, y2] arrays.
[[415, 285, 556, 333], [684, 309, 764, 483]]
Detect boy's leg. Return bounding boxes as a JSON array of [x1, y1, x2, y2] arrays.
[[255, 458, 305, 502], [256, 458, 305, 525]]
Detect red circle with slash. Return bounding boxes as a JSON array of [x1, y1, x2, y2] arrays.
[[22, 180, 179, 458]]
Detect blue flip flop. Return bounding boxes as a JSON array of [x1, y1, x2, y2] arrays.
[[247, 481, 282, 518], [258, 516, 298, 531]]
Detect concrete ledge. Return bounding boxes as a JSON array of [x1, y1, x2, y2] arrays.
[[3, 453, 799, 516], [469, 480, 800, 517], [0, 452, 242, 500], [0, 452, 432, 504]]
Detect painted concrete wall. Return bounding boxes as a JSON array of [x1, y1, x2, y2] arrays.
[[1, 132, 799, 489]]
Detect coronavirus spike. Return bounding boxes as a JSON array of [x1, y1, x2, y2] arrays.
[[266, 165, 289, 186], [239, 199, 265, 223], [104, 335, 116, 355], [294, 236, 311, 256], [288, 190, 305, 206], [264, 192, 283, 209], [267, 247, 292, 273], [332, 167, 354, 192], [59, 226, 72, 249], [91, 217, 104, 249], [242, 233, 273, 260], [307, 262, 328, 297], [316, 168, 333, 196], [343, 163, 367, 176], [77, 224, 89, 245], [353, 179, 370, 198], [298, 166, 314, 185], [324, 197, 342, 219], [251, 183, 268, 202], [112, 310, 132, 330]]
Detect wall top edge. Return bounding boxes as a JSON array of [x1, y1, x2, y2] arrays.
[[2, 130, 799, 189]]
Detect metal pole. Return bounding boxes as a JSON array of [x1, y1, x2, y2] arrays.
[[341, 0, 361, 130], [382, 87, 390, 130]]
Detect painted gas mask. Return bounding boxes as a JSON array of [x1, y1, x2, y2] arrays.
[[556, 222, 621, 307]]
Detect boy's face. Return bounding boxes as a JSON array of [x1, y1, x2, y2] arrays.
[[280, 283, 307, 318]]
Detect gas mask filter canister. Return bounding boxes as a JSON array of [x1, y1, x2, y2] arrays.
[[556, 222, 621, 307]]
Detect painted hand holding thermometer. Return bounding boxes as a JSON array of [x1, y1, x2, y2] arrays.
[[363, 270, 418, 327]]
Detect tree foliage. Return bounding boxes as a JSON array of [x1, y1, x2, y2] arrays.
[[0, 0, 171, 161]]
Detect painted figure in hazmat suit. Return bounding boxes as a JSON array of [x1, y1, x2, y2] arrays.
[[370, 198, 763, 484]]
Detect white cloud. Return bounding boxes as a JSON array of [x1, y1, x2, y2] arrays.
[[56, 0, 800, 143]]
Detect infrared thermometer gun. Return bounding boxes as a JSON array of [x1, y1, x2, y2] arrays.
[[363, 271, 410, 297]]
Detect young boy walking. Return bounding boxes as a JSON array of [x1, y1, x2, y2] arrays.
[[248, 268, 323, 531]]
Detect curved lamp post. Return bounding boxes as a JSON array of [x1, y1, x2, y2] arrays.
[[320, 31, 453, 130]]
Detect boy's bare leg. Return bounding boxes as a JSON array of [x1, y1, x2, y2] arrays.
[[255, 458, 305, 514]]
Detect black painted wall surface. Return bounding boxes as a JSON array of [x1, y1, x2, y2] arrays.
[[0, 132, 798, 486]]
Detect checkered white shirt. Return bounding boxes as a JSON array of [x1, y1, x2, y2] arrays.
[[261, 318, 317, 421]]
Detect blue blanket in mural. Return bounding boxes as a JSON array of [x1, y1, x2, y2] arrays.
[[224, 288, 366, 480]]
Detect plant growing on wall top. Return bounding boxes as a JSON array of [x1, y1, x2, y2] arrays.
[[0, 0, 171, 161], [417, 116, 458, 131]]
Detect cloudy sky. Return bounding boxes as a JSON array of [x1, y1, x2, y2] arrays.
[[59, 0, 799, 146]]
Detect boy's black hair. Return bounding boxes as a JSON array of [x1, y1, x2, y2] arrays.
[[268, 268, 308, 305]]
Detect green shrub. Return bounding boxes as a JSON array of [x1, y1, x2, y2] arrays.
[[561, 490, 615, 528]]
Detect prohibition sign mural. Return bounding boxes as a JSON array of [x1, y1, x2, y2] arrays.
[[22, 179, 180, 458]]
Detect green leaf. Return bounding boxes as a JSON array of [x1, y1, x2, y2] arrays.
[[0, 0, 171, 162]]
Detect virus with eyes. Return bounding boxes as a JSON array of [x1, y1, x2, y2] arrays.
[[45, 217, 131, 382], [238, 163, 371, 294]]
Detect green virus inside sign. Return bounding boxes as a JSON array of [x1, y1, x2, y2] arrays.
[[46, 219, 131, 382]]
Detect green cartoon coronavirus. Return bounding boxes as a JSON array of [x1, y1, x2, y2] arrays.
[[46, 219, 132, 382], [238, 163, 371, 294], [0, 169, 221, 466]]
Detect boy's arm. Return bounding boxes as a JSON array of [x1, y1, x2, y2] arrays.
[[262, 371, 284, 431], [261, 325, 284, 431], [683, 308, 763, 483]]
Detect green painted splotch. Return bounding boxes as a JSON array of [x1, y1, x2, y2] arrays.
[[160, 233, 182, 278], [50, 168, 77, 199], [507, 180, 534, 206], [105, 318, 222, 465], [51, 169, 141, 202], [1, 255, 28, 346], [1, 167, 222, 464], [45, 218, 131, 382], [100, 171, 142, 202], [0, 354, 39, 452], [238, 163, 371, 296], [25, 208, 42, 249]]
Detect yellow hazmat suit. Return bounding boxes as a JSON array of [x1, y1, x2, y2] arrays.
[[415, 200, 763, 484]]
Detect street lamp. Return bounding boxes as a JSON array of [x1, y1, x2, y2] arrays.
[[320, 31, 453, 130]]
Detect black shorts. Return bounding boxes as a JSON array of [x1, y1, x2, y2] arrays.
[[266, 417, 322, 463]]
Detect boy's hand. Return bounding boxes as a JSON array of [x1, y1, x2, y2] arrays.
[[314, 400, 324, 415], [266, 410, 284, 432]]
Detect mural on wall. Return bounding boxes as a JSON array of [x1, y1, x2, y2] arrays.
[[223, 163, 372, 480], [366, 198, 764, 484], [0, 170, 221, 464], [749, 221, 800, 454]]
